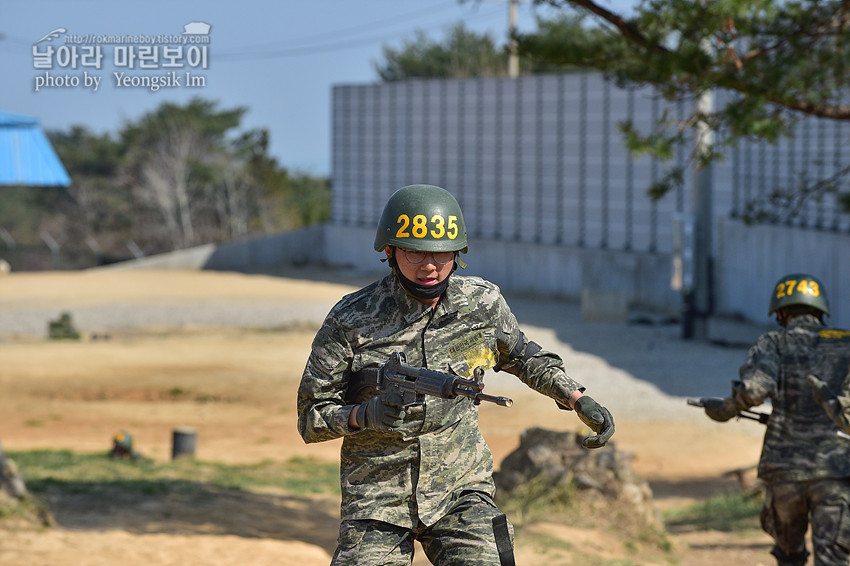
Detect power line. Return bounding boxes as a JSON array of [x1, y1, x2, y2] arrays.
[[215, 5, 505, 61], [218, 0, 462, 56]]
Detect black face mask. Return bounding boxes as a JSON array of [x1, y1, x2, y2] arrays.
[[389, 255, 455, 302]]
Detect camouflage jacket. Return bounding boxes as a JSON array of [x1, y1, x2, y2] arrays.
[[297, 273, 584, 528], [734, 315, 850, 483]]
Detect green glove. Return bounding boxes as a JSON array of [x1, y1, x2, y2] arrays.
[[703, 397, 737, 422], [574, 395, 615, 449], [356, 392, 406, 432]]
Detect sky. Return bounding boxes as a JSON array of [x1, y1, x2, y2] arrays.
[[0, 0, 591, 177]]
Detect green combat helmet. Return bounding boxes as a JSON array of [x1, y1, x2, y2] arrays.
[[374, 184, 468, 255], [768, 273, 830, 317]]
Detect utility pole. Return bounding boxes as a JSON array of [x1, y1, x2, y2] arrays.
[[683, 88, 714, 339], [508, 0, 519, 78]]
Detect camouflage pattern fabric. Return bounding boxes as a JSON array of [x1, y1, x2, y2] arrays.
[[297, 273, 584, 530], [733, 315, 850, 483], [732, 314, 850, 565], [331, 491, 512, 566], [762, 479, 850, 566]]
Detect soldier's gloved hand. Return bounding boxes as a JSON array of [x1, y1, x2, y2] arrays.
[[703, 397, 737, 422], [574, 395, 615, 449], [356, 392, 407, 432]]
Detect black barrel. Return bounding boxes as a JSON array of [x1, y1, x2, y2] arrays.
[[171, 427, 197, 460]]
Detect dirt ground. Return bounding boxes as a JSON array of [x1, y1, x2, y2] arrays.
[[0, 269, 782, 565]]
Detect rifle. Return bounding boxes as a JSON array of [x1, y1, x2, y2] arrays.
[[688, 398, 850, 440], [687, 397, 770, 424], [346, 352, 513, 408]]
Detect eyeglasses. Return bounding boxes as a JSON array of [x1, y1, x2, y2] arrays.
[[399, 248, 456, 265]]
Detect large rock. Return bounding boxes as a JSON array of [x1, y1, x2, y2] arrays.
[[0, 441, 28, 501], [494, 427, 662, 531], [0, 440, 53, 526]]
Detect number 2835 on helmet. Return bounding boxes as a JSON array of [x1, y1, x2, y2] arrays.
[[374, 184, 468, 254]]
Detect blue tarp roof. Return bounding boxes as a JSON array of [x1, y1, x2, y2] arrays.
[[0, 111, 71, 187]]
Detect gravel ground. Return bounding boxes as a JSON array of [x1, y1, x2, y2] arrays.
[[491, 294, 763, 426], [1, 300, 332, 337]]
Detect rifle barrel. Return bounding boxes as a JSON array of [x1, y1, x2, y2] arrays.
[[475, 393, 514, 407]]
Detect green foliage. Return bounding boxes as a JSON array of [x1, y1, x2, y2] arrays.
[[50, 127, 133, 239], [516, 13, 629, 73], [288, 173, 331, 226], [519, 0, 850, 209], [0, 187, 49, 241], [375, 17, 604, 81], [664, 490, 763, 532], [497, 474, 577, 521], [52, 126, 124, 178], [9, 98, 331, 269], [241, 131, 330, 230], [741, 162, 850, 223], [375, 23, 509, 80], [122, 98, 245, 149]]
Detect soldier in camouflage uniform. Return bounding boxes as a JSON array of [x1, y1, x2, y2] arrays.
[[703, 273, 850, 566], [297, 184, 615, 566]]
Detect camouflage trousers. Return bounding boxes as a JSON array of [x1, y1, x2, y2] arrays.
[[331, 491, 514, 566], [762, 478, 850, 566]]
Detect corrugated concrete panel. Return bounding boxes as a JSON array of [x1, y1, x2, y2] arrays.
[[716, 218, 850, 329], [330, 74, 689, 254]]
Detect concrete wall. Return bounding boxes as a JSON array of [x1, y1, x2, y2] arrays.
[[324, 223, 680, 319], [202, 227, 324, 272], [331, 74, 691, 255], [716, 218, 850, 329], [98, 227, 325, 275]]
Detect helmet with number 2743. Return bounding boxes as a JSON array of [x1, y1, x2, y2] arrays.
[[768, 273, 830, 317]]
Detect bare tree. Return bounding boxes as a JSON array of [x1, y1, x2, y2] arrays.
[[137, 123, 201, 248]]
